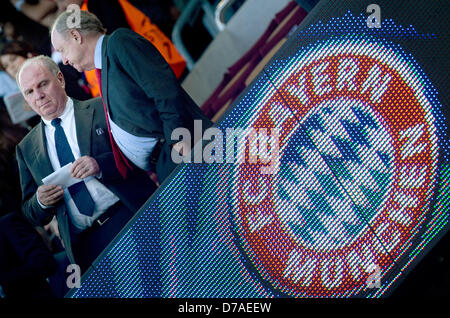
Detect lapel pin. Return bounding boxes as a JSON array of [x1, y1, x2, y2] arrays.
[[96, 128, 105, 135]]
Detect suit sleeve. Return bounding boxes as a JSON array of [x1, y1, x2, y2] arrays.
[[95, 151, 124, 182], [0, 214, 57, 286], [109, 31, 192, 145], [16, 145, 55, 227]]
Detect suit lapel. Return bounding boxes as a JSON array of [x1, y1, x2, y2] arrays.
[[32, 123, 54, 183], [101, 35, 110, 116], [74, 99, 94, 156]]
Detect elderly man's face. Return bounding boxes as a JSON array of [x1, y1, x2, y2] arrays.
[[51, 29, 93, 73], [19, 62, 67, 121]]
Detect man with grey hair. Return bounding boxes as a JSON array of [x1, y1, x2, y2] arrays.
[[16, 55, 157, 274], [51, 9, 212, 184]]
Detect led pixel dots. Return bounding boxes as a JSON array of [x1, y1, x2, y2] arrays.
[[70, 10, 449, 298]]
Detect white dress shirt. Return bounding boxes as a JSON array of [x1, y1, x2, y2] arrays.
[[38, 98, 119, 232], [94, 35, 158, 171]]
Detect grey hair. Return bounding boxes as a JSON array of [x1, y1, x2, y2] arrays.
[[16, 55, 61, 90], [51, 9, 106, 38]]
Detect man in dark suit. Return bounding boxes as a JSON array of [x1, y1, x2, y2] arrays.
[[16, 55, 156, 273], [50, 10, 212, 184], [0, 212, 57, 298]]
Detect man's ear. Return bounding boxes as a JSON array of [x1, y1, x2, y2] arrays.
[[69, 29, 83, 44], [57, 71, 66, 88]]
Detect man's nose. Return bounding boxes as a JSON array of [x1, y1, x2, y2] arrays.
[[62, 55, 69, 65], [35, 89, 45, 100]]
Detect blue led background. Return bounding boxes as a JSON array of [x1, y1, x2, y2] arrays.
[[69, 0, 449, 298]]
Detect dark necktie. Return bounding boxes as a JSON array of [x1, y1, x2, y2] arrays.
[[51, 118, 95, 216], [95, 68, 132, 179]]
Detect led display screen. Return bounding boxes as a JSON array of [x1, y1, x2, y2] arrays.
[[68, 0, 449, 298]]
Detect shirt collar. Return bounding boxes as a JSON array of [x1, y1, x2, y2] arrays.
[[42, 98, 74, 127], [94, 34, 105, 69]]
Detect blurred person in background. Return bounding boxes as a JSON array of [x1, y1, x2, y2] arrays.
[[9, 0, 58, 29], [1, 40, 92, 102], [0, 40, 34, 80], [1, 5, 53, 57]]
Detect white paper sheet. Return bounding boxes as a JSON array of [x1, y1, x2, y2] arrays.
[[42, 163, 82, 188]]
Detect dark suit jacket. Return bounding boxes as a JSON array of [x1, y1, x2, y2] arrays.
[[0, 212, 57, 298], [16, 98, 156, 264], [100, 28, 213, 182]]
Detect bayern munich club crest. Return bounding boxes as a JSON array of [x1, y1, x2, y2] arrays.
[[232, 37, 439, 297]]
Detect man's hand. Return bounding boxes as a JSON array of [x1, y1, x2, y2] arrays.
[[71, 156, 100, 179], [37, 184, 64, 206]]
